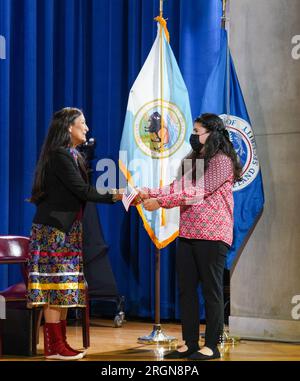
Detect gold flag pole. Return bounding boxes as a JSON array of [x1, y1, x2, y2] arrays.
[[219, 0, 240, 352], [221, 0, 227, 29], [138, 0, 177, 348], [159, 0, 166, 227], [222, 0, 230, 117]]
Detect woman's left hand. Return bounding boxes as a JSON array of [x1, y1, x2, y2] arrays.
[[143, 198, 161, 211], [111, 188, 125, 201]]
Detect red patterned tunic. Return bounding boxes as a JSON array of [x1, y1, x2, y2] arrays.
[[146, 152, 234, 247]]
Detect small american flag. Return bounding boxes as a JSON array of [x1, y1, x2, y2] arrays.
[[122, 186, 139, 211]]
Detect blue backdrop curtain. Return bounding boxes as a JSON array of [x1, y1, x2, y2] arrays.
[[0, 0, 222, 319]]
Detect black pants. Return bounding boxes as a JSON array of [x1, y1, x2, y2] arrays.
[[176, 237, 228, 349]]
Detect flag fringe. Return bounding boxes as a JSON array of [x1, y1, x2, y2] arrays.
[[119, 159, 178, 250]]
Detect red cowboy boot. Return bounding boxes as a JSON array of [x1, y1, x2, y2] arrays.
[[60, 320, 87, 357], [43, 322, 83, 360]]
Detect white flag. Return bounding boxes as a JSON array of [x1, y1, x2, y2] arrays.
[[119, 20, 193, 249]]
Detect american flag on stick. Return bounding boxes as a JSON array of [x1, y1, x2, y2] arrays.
[[122, 186, 139, 212]]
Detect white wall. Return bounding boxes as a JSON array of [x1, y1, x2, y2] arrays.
[[229, 0, 300, 341]]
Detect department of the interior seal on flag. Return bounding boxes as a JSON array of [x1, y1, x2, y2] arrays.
[[134, 99, 187, 159]]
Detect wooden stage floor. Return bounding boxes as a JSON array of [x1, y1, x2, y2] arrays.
[[1, 318, 300, 361]]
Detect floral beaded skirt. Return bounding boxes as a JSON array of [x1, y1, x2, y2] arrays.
[[27, 215, 86, 308]]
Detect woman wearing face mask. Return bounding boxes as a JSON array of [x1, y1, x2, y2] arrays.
[[140, 113, 242, 360], [27, 107, 122, 360]]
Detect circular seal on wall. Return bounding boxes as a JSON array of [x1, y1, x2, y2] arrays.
[[220, 114, 260, 192], [134, 99, 186, 159]]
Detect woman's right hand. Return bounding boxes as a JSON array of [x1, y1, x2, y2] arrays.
[[129, 188, 150, 206], [138, 188, 150, 200]]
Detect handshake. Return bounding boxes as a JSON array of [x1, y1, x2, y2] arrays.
[[113, 188, 161, 211], [133, 189, 161, 211]]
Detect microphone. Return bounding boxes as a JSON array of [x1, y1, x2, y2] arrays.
[[84, 137, 95, 147], [79, 137, 96, 162]]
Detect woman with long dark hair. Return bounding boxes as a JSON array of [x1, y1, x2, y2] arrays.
[[27, 107, 122, 360], [141, 113, 242, 360]]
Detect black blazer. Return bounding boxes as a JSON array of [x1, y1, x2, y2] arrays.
[[33, 147, 114, 233]]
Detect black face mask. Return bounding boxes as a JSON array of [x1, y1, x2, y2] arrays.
[[189, 134, 204, 152]]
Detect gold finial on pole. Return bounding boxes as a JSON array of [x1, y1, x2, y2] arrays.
[[160, 0, 164, 18]]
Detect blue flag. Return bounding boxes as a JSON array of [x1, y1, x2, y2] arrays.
[[200, 29, 265, 269]]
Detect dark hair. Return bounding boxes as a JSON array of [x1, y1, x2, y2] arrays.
[[30, 107, 88, 204], [178, 113, 242, 182]]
